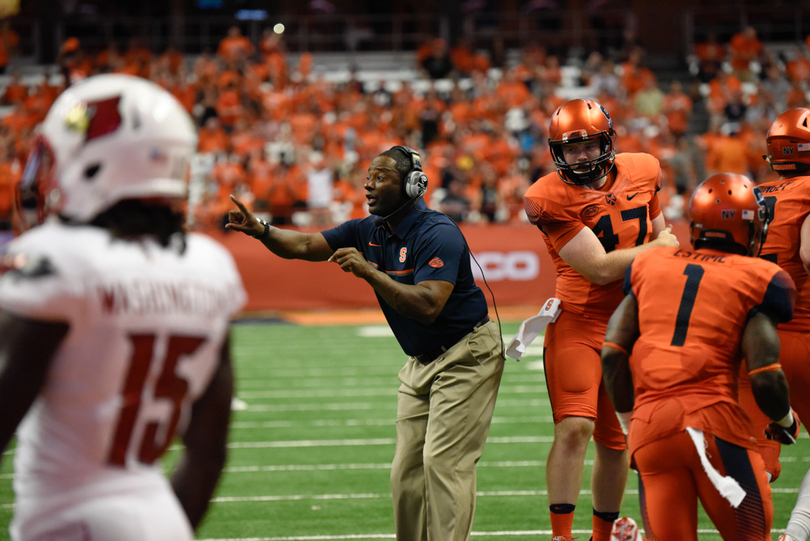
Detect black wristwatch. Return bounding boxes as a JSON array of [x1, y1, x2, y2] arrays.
[[250, 219, 270, 240]]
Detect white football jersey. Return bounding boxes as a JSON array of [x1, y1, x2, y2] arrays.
[[0, 221, 246, 503]]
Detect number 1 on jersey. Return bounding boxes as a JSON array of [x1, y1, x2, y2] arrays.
[[671, 264, 704, 346]]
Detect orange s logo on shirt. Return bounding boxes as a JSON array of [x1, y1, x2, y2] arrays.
[[399, 247, 407, 262]]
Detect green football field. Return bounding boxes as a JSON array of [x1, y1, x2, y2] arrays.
[[0, 319, 806, 540]]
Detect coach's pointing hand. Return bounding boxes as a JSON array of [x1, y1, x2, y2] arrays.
[[226, 195, 264, 238]]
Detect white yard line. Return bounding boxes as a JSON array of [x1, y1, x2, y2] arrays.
[[237, 386, 545, 399], [230, 416, 554, 428], [238, 398, 549, 412], [226, 436, 553, 449], [197, 529, 785, 541]]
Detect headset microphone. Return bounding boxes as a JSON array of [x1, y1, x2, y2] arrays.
[[374, 197, 418, 228]]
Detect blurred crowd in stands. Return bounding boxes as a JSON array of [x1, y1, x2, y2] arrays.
[[0, 22, 808, 233]]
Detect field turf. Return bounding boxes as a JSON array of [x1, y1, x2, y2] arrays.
[[0, 319, 805, 540]]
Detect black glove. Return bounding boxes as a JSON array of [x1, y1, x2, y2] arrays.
[[765, 410, 800, 445]]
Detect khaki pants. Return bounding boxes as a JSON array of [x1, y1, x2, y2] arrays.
[[391, 320, 505, 541]]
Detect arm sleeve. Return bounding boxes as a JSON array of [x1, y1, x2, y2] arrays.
[[0, 244, 83, 322], [649, 192, 662, 220], [412, 222, 465, 285], [750, 269, 796, 324], [524, 192, 586, 252], [622, 258, 636, 296], [320, 219, 361, 251]]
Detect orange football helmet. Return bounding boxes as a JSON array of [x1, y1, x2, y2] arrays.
[[765, 107, 810, 173], [548, 99, 616, 186], [689, 172, 768, 256]]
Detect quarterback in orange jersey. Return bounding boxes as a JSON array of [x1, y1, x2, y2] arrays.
[[602, 173, 799, 541], [523, 99, 679, 541], [739, 108, 810, 541]]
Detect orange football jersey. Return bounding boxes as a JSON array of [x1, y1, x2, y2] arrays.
[[757, 174, 810, 331], [625, 246, 795, 453], [524, 153, 663, 317]]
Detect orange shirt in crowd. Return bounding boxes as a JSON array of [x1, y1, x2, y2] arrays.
[[622, 67, 656, 98], [230, 126, 264, 158], [194, 54, 220, 86], [694, 39, 725, 67], [495, 75, 533, 109], [215, 88, 243, 128], [787, 83, 808, 108], [786, 55, 810, 83], [218, 34, 254, 64], [2, 77, 27, 105], [331, 176, 367, 220], [247, 153, 275, 203], [705, 134, 750, 175], [297, 52, 313, 79], [0, 159, 20, 220], [2, 105, 35, 136], [261, 87, 291, 121], [662, 86, 693, 136], [198, 122, 230, 154], [0, 26, 18, 69], [289, 108, 319, 146], [481, 136, 518, 177], [705, 72, 742, 114], [170, 80, 198, 114], [267, 164, 307, 214], [728, 28, 763, 73]]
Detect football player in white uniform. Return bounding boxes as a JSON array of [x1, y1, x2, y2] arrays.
[[0, 74, 246, 541]]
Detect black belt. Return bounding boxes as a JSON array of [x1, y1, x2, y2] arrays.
[[414, 316, 491, 365]]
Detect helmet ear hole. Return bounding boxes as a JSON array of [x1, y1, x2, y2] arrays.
[[84, 164, 102, 180]]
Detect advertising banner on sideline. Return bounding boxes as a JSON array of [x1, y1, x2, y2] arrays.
[[213, 221, 690, 313]]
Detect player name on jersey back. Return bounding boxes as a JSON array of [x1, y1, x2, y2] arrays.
[[97, 278, 232, 318]]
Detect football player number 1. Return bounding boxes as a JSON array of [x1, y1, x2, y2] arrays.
[[107, 333, 206, 466], [671, 264, 704, 347]]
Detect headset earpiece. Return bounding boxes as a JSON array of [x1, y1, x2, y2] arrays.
[[394, 145, 428, 200]]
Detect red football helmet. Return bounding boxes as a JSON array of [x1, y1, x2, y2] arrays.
[[765, 107, 810, 173], [689, 172, 768, 256], [548, 99, 616, 186]]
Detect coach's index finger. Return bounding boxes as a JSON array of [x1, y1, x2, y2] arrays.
[[230, 194, 250, 213]]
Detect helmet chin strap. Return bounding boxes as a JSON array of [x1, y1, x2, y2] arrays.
[[560, 160, 614, 186]]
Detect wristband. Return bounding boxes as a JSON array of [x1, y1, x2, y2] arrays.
[[777, 408, 795, 428], [603, 341, 629, 355], [250, 219, 270, 240], [748, 363, 781, 376]]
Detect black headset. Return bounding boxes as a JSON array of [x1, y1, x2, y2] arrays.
[[393, 145, 429, 200]]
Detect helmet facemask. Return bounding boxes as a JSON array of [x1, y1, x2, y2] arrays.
[[548, 99, 616, 186], [550, 132, 616, 186]]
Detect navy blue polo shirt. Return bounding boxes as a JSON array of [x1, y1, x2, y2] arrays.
[[321, 200, 489, 356]]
